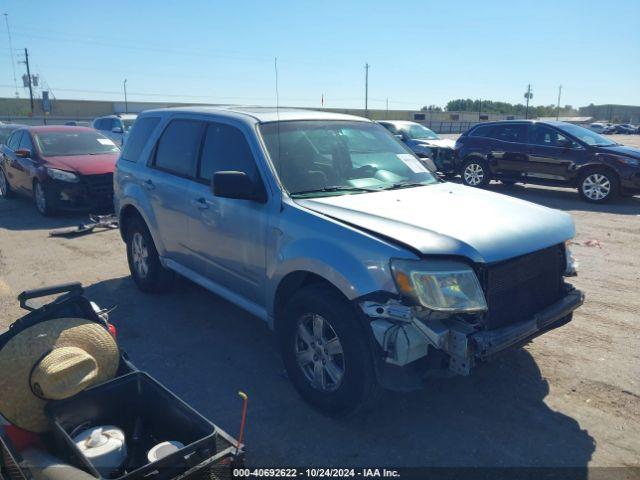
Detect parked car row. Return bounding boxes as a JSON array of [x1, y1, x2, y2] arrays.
[[590, 122, 639, 135]]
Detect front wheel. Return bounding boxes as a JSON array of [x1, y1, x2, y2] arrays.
[[126, 217, 175, 292], [34, 180, 55, 216], [461, 159, 491, 188], [280, 284, 379, 416], [578, 170, 619, 203]]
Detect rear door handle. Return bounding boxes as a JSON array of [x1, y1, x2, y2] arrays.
[[144, 179, 155, 190], [191, 197, 210, 210]]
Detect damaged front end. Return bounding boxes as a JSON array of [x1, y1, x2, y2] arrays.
[[358, 245, 584, 389]]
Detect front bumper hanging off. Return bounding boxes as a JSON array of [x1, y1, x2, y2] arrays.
[[361, 287, 585, 384]]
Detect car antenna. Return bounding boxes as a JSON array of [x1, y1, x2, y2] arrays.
[[275, 56, 284, 211]]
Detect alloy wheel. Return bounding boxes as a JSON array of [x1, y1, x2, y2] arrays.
[[464, 163, 484, 186], [131, 232, 150, 279], [582, 173, 611, 201], [34, 182, 47, 213], [294, 313, 345, 392]]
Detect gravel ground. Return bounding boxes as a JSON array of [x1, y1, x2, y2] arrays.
[[0, 135, 639, 470]]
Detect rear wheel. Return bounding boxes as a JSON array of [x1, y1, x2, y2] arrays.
[[0, 169, 13, 198], [578, 169, 619, 203], [280, 284, 379, 415], [126, 216, 175, 292], [461, 159, 490, 188]]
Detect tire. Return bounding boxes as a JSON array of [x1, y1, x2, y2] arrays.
[[578, 169, 619, 203], [33, 180, 55, 216], [0, 168, 13, 199], [125, 216, 175, 293], [461, 158, 491, 188], [280, 284, 379, 416]]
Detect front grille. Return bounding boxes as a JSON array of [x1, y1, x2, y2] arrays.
[[82, 173, 114, 205], [479, 244, 565, 329]]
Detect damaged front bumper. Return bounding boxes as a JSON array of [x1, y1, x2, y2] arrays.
[[361, 287, 584, 388]]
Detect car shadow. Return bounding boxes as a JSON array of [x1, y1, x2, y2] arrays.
[[0, 194, 110, 231], [84, 276, 595, 471], [449, 178, 640, 215]]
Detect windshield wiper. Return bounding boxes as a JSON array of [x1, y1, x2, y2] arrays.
[[379, 182, 430, 191], [290, 185, 379, 197]]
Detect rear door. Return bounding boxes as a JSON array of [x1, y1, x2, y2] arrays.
[[526, 124, 582, 181], [145, 118, 205, 266], [185, 120, 269, 306], [487, 123, 529, 177]]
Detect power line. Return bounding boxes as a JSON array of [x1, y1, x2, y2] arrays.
[[3, 13, 19, 98]]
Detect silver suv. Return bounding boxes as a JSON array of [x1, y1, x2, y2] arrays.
[[114, 106, 584, 414]]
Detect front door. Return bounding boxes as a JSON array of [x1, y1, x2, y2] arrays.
[[186, 121, 269, 307], [526, 124, 582, 181]]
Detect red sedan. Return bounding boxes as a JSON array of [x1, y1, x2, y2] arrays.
[[0, 126, 120, 215]]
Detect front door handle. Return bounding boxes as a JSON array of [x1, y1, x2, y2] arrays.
[[191, 197, 210, 210], [144, 179, 155, 190]]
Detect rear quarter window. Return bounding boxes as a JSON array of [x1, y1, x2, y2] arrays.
[[121, 117, 160, 163]]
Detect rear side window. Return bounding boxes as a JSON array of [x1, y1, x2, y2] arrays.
[[491, 124, 527, 143], [198, 123, 259, 182], [94, 118, 110, 130], [121, 117, 160, 162], [469, 125, 492, 137], [153, 120, 203, 177]]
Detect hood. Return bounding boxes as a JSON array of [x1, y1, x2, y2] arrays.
[[413, 138, 456, 149], [597, 144, 640, 159], [296, 183, 575, 264], [43, 153, 118, 175]]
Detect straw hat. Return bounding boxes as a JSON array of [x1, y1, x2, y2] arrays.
[[0, 318, 119, 433]]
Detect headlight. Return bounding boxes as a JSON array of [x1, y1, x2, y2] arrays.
[[390, 259, 487, 312], [564, 242, 578, 276], [47, 168, 79, 183]]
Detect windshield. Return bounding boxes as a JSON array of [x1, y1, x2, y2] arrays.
[[34, 130, 120, 156], [559, 123, 617, 146], [405, 124, 440, 140], [259, 121, 438, 197]]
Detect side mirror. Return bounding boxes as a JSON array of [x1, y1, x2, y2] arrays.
[[212, 171, 266, 203], [111, 126, 123, 134], [15, 148, 31, 158]]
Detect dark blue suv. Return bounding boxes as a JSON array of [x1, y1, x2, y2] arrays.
[[454, 120, 640, 202]]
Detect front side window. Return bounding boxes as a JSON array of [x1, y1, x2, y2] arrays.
[[153, 119, 203, 176], [259, 120, 438, 197], [34, 130, 120, 157], [469, 125, 493, 137], [199, 123, 259, 182], [18, 132, 35, 152], [529, 124, 573, 147], [94, 118, 109, 130], [490, 124, 527, 143]]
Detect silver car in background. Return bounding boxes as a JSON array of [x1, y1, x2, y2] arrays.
[[114, 106, 583, 414], [93, 114, 137, 146]]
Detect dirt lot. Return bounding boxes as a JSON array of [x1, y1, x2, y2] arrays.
[[1, 135, 639, 469]]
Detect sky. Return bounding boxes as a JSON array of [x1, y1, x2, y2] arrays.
[[1, 0, 639, 110]]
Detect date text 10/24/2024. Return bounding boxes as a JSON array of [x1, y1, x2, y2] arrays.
[[233, 468, 401, 478]]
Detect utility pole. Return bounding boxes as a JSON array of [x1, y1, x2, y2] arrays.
[[3, 14, 19, 98], [22, 48, 34, 115], [386, 97, 388, 119], [123, 79, 128, 113], [556, 85, 563, 120], [364, 62, 369, 118], [524, 84, 533, 119], [478, 98, 482, 119]]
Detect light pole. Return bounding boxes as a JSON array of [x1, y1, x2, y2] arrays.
[[556, 85, 563, 120], [364, 63, 369, 118], [123, 79, 128, 113], [524, 84, 533, 119]]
